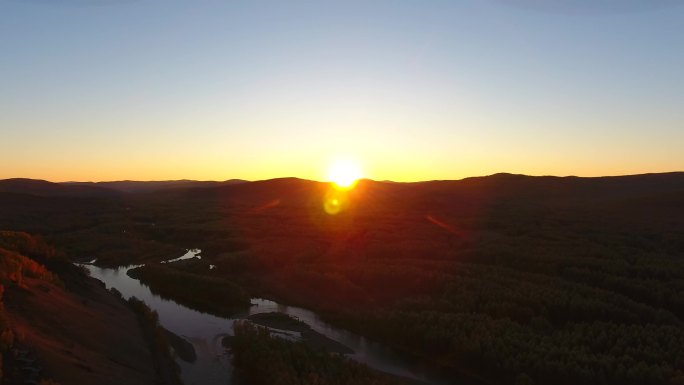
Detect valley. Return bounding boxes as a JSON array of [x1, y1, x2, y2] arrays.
[[1, 173, 684, 384]]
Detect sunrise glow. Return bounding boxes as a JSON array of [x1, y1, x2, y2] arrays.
[[326, 159, 362, 189]]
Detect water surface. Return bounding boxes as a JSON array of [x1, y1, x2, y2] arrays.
[[83, 250, 453, 385]]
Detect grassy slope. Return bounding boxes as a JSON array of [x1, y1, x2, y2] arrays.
[[4, 277, 159, 385], [0, 232, 174, 385]]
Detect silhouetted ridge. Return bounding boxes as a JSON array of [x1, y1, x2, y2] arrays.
[[0, 178, 118, 197], [63, 179, 247, 193]]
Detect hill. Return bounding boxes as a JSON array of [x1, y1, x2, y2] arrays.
[[0, 232, 179, 385], [0, 178, 118, 198], [63, 179, 247, 193]]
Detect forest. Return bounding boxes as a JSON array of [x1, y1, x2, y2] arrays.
[[229, 320, 403, 385], [1, 173, 683, 384], [127, 263, 250, 316]]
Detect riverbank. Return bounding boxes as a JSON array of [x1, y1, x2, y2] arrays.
[[163, 328, 197, 363], [127, 263, 251, 317], [245, 312, 354, 354], [225, 314, 435, 385], [85, 258, 458, 385], [228, 320, 407, 385]]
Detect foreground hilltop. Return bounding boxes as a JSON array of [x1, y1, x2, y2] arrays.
[[0, 232, 179, 385]]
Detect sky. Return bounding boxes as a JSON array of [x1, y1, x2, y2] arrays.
[[1, 0, 683, 182]]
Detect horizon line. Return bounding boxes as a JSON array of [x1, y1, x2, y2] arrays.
[[2, 170, 683, 185]]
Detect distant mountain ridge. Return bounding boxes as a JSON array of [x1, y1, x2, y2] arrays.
[[63, 179, 247, 193], [1, 172, 683, 200], [0, 178, 247, 196], [0, 178, 118, 197]]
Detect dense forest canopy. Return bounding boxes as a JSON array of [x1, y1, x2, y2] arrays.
[[1, 173, 683, 384]]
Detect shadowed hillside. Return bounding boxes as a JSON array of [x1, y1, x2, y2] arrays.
[[0, 232, 180, 385]]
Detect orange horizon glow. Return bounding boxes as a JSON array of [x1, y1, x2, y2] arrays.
[[0, 154, 682, 184], [2, 167, 684, 185], [2, 2, 683, 187], [326, 158, 363, 189]]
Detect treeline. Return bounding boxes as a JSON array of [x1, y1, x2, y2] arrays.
[[127, 297, 182, 385], [227, 221, 684, 385], [0, 232, 61, 286], [0, 248, 57, 287], [230, 320, 403, 385], [357, 311, 684, 385], [127, 263, 250, 317]]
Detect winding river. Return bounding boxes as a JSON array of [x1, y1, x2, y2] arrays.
[[82, 250, 454, 385]]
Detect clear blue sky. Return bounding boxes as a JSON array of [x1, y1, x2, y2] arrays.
[[1, 0, 682, 181]]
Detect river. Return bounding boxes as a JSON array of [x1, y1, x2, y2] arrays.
[[82, 249, 454, 385]]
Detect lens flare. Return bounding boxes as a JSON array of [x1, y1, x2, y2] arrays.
[[323, 190, 348, 215]]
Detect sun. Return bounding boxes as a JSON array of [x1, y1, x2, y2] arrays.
[[326, 159, 363, 189]]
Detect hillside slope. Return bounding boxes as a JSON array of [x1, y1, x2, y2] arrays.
[[0, 232, 176, 385]]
